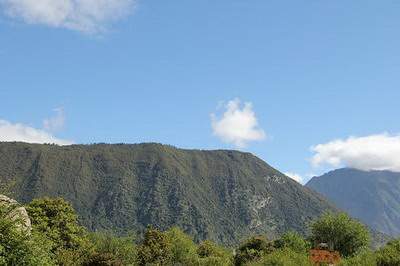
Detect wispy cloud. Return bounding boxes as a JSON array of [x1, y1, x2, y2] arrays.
[[211, 98, 266, 148], [0, 119, 73, 145], [284, 172, 304, 184], [0, 0, 136, 33], [43, 107, 65, 132], [311, 133, 400, 172], [0, 108, 73, 145]]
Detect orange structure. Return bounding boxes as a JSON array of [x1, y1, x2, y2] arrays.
[[309, 249, 341, 265]]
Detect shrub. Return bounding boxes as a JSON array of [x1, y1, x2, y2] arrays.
[[339, 249, 376, 266], [0, 204, 54, 265], [165, 227, 198, 264], [84, 232, 137, 266], [251, 248, 312, 266], [310, 212, 370, 257], [376, 239, 400, 266], [136, 227, 173, 265], [234, 236, 274, 266], [26, 197, 90, 251], [197, 240, 232, 266], [273, 231, 311, 254], [196, 256, 232, 266], [26, 197, 92, 265]]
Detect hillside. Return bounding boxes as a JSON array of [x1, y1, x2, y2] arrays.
[[0, 142, 336, 245], [307, 168, 400, 237]]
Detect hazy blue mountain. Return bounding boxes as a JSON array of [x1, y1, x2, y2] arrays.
[[307, 168, 400, 237]]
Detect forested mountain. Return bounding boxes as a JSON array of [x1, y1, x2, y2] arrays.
[[307, 168, 400, 237], [0, 142, 336, 245]]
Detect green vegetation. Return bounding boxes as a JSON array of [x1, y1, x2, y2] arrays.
[[197, 240, 232, 265], [86, 232, 137, 265], [26, 198, 93, 265], [0, 204, 54, 265], [376, 239, 400, 266], [0, 142, 336, 245], [273, 231, 311, 254], [27, 198, 90, 250], [234, 236, 274, 265], [251, 249, 312, 266], [339, 249, 377, 266], [136, 226, 173, 265], [310, 212, 370, 257], [1, 197, 399, 266], [166, 227, 197, 264]]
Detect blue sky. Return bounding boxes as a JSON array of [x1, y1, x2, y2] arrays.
[[1, 1, 400, 183]]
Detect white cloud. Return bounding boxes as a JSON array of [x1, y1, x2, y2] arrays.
[[284, 172, 303, 184], [211, 98, 266, 148], [43, 107, 65, 132], [0, 120, 73, 145], [311, 133, 400, 172], [0, 0, 136, 33]]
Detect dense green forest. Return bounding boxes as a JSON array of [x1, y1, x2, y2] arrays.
[[1, 196, 399, 266], [0, 142, 337, 245]]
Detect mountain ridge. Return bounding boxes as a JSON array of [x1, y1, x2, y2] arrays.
[[306, 168, 400, 237], [0, 142, 336, 245]]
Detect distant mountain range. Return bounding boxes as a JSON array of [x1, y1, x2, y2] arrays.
[[0, 142, 336, 245], [307, 168, 400, 237]]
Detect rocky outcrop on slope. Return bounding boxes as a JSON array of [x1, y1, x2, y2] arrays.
[[0, 194, 31, 232]]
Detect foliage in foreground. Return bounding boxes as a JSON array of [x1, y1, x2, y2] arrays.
[[86, 232, 137, 265], [234, 236, 274, 266], [250, 248, 312, 266], [1, 196, 400, 266], [338, 249, 377, 266], [376, 239, 400, 266], [310, 212, 371, 257], [0, 202, 54, 265], [273, 231, 311, 254]]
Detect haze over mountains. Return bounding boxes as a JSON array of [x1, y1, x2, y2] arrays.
[[0, 142, 336, 245], [307, 168, 400, 237]]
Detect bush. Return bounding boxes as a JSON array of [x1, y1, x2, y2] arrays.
[[376, 239, 400, 266], [310, 212, 370, 257], [273, 231, 311, 254], [339, 249, 376, 266], [234, 236, 274, 266], [0, 204, 54, 265], [26, 197, 92, 265], [27, 198, 90, 251], [196, 256, 232, 266], [84, 232, 137, 266], [165, 227, 198, 265], [136, 227, 173, 265], [251, 248, 312, 266], [197, 240, 232, 266]]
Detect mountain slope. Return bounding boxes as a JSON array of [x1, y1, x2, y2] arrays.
[[307, 168, 400, 237], [0, 142, 335, 245]]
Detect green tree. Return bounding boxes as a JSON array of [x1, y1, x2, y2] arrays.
[[165, 227, 197, 264], [84, 232, 137, 266], [0, 204, 54, 265], [26, 197, 92, 265], [197, 240, 232, 266], [376, 239, 400, 266], [273, 231, 311, 254], [27, 197, 89, 250], [234, 236, 274, 266], [251, 248, 312, 266], [136, 227, 173, 265], [310, 212, 370, 257], [339, 249, 376, 266]]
